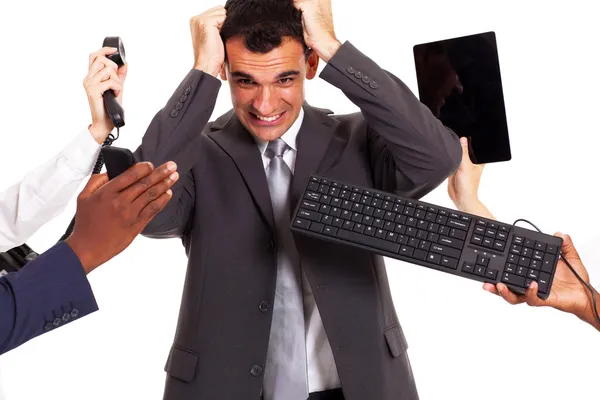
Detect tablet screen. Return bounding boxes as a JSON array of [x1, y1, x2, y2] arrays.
[[413, 31, 511, 164]]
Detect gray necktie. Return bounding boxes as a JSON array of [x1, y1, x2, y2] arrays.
[[262, 138, 308, 400]]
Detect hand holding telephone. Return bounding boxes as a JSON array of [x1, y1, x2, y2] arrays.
[[102, 36, 126, 129]]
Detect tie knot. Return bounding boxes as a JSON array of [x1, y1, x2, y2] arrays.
[[265, 138, 289, 159]]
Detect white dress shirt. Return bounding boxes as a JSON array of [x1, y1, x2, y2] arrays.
[[0, 128, 102, 253], [253, 107, 342, 392]]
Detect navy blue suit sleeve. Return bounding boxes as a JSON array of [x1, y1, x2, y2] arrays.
[[0, 241, 98, 355]]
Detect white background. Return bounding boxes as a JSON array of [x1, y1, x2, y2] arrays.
[[0, 0, 599, 399]]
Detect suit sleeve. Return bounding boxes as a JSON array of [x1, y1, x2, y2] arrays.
[[0, 242, 98, 355], [319, 41, 462, 199], [132, 70, 222, 238]]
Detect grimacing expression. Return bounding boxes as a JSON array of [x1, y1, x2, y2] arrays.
[[220, 37, 319, 142]]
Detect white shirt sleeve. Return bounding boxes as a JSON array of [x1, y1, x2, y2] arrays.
[[0, 128, 102, 252]]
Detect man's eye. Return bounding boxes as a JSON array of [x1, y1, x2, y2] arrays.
[[238, 79, 254, 86], [279, 78, 293, 84]]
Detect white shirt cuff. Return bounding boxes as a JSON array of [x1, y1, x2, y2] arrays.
[[59, 128, 103, 177]]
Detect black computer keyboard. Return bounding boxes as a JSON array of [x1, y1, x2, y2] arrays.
[[291, 175, 563, 299]]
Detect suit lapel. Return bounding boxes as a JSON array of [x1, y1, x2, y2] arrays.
[[207, 103, 344, 229], [208, 111, 275, 230], [290, 103, 341, 217]]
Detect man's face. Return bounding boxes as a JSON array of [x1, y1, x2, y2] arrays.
[[221, 37, 319, 142]]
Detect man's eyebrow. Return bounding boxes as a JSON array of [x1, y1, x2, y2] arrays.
[[231, 72, 255, 80], [277, 70, 300, 79]]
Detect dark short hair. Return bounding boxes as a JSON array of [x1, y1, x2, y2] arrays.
[[221, 0, 310, 58]]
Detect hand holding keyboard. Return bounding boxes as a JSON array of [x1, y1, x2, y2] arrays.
[[291, 175, 562, 299]]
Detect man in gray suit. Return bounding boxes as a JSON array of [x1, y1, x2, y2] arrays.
[[134, 0, 462, 399]]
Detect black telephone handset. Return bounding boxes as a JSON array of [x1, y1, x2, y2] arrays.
[[101, 146, 136, 180], [102, 36, 126, 128]]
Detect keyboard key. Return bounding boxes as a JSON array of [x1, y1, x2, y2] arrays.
[[510, 245, 522, 255], [305, 191, 320, 201], [309, 222, 324, 233], [336, 229, 401, 253], [474, 226, 485, 235], [413, 249, 428, 261], [516, 266, 527, 277], [533, 250, 544, 261], [512, 236, 524, 245], [486, 269, 498, 280], [450, 229, 466, 240], [441, 257, 458, 269], [535, 242, 547, 252], [322, 215, 333, 225], [471, 235, 483, 246], [353, 224, 365, 234], [448, 219, 469, 230], [293, 218, 311, 230], [436, 215, 448, 225], [439, 226, 450, 236], [308, 181, 320, 191], [399, 246, 414, 257], [524, 238, 535, 248], [310, 176, 320, 183], [332, 218, 343, 227], [482, 238, 494, 249], [527, 269, 539, 280], [375, 229, 386, 239], [508, 254, 518, 264], [504, 263, 516, 274], [343, 221, 355, 230], [438, 236, 464, 250], [318, 184, 329, 194], [419, 241, 431, 251], [546, 244, 558, 254], [542, 254, 555, 273], [427, 253, 441, 265], [475, 266, 486, 276], [323, 226, 337, 236], [301, 200, 319, 211], [488, 223, 498, 229], [461, 215, 471, 223], [496, 231, 508, 241], [298, 210, 322, 222], [364, 226, 375, 236], [321, 179, 330, 185], [502, 273, 526, 287], [522, 247, 533, 258], [409, 238, 420, 248], [462, 262, 475, 274], [518, 256, 530, 267], [477, 256, 490, 267], [429, 244, 461, 259], [538, 272, 551, 293], [530, 259, 542, 270], [493, 240, 506, 252], [485, 228, 497, 237]]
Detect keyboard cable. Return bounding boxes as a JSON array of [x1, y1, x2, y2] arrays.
[[513, 218, 600, 328]]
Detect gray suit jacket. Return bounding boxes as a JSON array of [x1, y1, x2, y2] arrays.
[[134, 41, 462, 400]]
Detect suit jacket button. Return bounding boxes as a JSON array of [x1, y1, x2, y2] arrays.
[[347, 66, 355, 74], [62, 313, 71, 323], [250, 364, 263, 377], [70, 309, 80, 318], [170, 110, 179, 118], [180, 94, 188, 102], [184, 86, 191, 95], [52, 318, 62, 327], [362, 76, 370, 84], [44, 323, 54, 332], [370, 81, 379, 89], [258, 301, 270, 312], [175, 102, 184, 110], [355, 71, 363, 79]]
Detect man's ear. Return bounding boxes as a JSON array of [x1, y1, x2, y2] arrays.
[[220, 62, 228, 81], [305, 49, 319, 80]]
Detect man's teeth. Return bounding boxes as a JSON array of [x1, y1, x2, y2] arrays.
[[256, 113, 282, 122]]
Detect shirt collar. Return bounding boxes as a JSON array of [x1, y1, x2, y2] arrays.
[[254, 107, 304, 155]]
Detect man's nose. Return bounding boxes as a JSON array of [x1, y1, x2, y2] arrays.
[[253, 86, 278, 116]]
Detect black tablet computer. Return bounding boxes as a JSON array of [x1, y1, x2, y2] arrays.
[[413, 31, 511, 164]]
